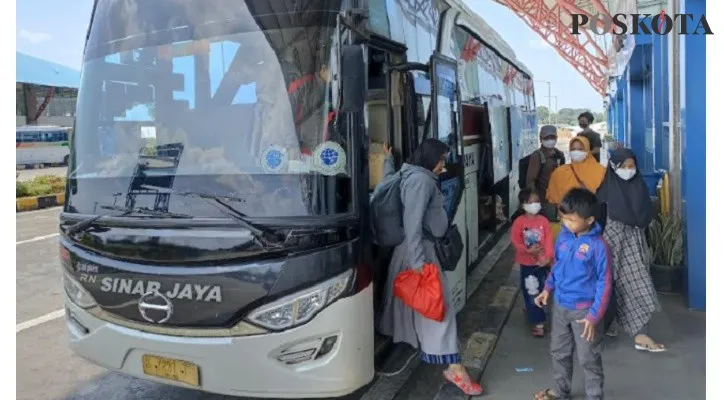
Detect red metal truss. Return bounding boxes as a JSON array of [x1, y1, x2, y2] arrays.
[[497, 0, 612, 95], [29, 87, 55, 124]]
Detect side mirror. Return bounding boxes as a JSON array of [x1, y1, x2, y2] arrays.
[[341, 45, 365, 112]]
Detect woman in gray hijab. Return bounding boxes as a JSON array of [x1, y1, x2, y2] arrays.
[[378, 139, 483, 395]]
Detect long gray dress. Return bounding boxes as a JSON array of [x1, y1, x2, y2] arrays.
[[377, 157, 460, 360]]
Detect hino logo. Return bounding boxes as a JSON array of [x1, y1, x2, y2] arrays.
[[138, 291, 174, 324], [572, 11, 713, 35]]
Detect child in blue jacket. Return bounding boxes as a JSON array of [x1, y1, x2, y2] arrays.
[[533, 188, 612, 400]]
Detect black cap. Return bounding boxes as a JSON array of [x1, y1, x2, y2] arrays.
[[540, 125, 557, 138]]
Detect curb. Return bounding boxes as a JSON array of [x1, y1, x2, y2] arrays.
[[16, 163, 66, 170], [16, 193, 65, 212], [433, 265, 520, 400]]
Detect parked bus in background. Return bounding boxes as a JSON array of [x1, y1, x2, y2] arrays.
[[16, 125, 72, 165], [60, 0, 537, 397]]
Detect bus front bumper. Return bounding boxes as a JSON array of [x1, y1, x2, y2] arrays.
[[64, 286, 375, 398]]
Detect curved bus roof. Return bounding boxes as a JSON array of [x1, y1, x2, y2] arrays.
[[447, 0, 533, 78]]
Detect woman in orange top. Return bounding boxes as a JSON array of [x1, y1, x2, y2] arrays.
[[546, 136, 606, 206]]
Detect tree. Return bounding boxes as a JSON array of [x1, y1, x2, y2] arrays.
[[593, 112, 606, 124], [536, 106, 550, 123]]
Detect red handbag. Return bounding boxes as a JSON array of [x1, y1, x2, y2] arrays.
[[393, 263, 446, 322]]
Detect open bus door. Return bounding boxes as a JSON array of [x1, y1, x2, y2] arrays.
[[429, 51, 467, 314]]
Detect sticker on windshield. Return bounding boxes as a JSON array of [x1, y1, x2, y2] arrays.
[[312, 141, 346, 175], [261, 145, 289, 173]]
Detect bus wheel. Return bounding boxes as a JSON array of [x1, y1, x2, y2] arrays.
[[63, 155, 69, 165]]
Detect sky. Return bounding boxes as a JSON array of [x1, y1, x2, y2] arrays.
[[15, 0, 603, 113]]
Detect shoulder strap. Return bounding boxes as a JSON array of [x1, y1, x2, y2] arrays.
[[537, 149, 546, 166]]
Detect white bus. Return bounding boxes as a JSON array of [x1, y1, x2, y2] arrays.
[[61, 0, 537, 397], [16, 125, 72, 165]]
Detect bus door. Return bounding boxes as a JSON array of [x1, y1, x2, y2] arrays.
[[365, 36, 408, 315], [487, 96, 511, 230], [430, 52, 466, 313], [507, 106, 523, 217]]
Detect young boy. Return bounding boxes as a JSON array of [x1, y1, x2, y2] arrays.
[[511, 189, 553, 337], [533, 188, 612, 400]]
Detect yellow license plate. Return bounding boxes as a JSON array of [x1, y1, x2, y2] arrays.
[[142, 354, 200, 387]]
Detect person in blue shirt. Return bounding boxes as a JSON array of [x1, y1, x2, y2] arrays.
[[533, 188, 612, 400]]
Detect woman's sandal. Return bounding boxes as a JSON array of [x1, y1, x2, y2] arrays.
[[533, 388, 559, 399], [634, 341, 667, 353], [442, 369, 483, 396], [532, 325, 545, 337]]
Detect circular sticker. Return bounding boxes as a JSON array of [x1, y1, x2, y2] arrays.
[[312, 141, 346, 176], [261, 145, 289, 173]]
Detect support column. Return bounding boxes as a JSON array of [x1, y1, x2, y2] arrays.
[[23, 84, 38, 124], [681, 0, 706, 310], [668, 0, 683, 218], [653, 34, 669, 170], [629, 80, 645, 164], [615, 96, 625, 143]]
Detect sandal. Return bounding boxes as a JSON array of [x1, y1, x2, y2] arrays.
[[442, 368, 483, 396], [532, 325, 545, 337], [635, 341, 667, 353], [634, 335, 666, 353], [533, 388, 559, 399]]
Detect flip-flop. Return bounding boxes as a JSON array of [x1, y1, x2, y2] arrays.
[[533, 388, 559, 399], [532, 325, 545, 337], [443, 369, 483, 396], [635, 342, 667, 353]]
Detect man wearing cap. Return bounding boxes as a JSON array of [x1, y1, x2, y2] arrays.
[[525, 125, 565, 219]]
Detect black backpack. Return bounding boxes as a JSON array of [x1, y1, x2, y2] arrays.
[[518, 148, 565, 190]]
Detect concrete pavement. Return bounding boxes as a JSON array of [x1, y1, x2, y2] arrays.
[[478, 294, 705, 399]]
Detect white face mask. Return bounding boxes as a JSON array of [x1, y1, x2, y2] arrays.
[[542, 139, 557, 149], [570, 150, 588, 163], [615, 167, 636, 180], [523, 202, 541, 215]]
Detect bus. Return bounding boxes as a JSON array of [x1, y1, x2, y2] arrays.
[[16, 125, 72, 165], [60, 0, 537, 397]]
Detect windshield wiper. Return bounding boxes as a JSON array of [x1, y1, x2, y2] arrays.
[[63, 206, 192, 235], [139, 185, 279, 240]]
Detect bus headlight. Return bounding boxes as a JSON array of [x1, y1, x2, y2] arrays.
[[63, 272, 97, 309], [247, 269, 353, 331]]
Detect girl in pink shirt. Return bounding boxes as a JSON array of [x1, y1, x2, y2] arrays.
[[511, 189, 554, 337]]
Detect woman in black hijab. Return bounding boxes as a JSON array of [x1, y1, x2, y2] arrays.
[[597, 148, 665, 352]]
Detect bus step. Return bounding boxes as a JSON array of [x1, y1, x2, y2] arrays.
[[374, 333, 393, 366]]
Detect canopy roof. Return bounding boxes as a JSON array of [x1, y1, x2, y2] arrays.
[[16, 52, 81, 89]]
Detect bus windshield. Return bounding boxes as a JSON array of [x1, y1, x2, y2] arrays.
[[70, 0, 354, 219]]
